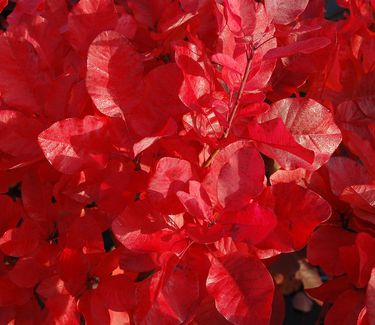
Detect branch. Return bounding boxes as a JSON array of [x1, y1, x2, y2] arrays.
[[203, 48, 254, 167]]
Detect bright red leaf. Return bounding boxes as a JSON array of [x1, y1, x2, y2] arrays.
[[38, 116, 111, 174], [206, 253, 274, 325], [86, 31, 143, 119]]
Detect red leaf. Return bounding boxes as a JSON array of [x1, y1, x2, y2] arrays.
[[307, 225, 356, 276], [256, 98, 342, 171], [174, 40, 214, 110], [0, 196, 23, 237], [0, 32, 48, 114], [97, 275, 136, 312], [264, 37, 331, 59], [211, 53, 242, 74], [366, 269, 375, 324], [265, 0, 309, 25], [340, 185, 375, 224], [247, 118, 315, 166], [221, 202, 277, 245], [78, 291, 110, 325], [0, 110, 44, 170], [132, 63, 186, 137], [341, 233, 375, 288], [67, 0, 118, 54], [177, 180, 213, 222], [112, 200, 186, 253], [326, 157, 372, 196], [133, 118, 177, 157], [206, 253, 274, 325], [222, 0, 256, 35], [147, 157, 193, 213], [324, 289, 365, 325], [8, 257, 44, 288], [0, 1, 8, 13], [57, 248, 88, 296], [0, 276, 32, 306], [127, 0, 170, 29], [216, 146, 265, 210], [0, 219, 41, 257], [257, 183, 331, 253], [45, 294, 80, 325], [38, 116, 111, 174], [135, 254, 200, 325], [86, 31, 143, 119], [194, 295, 231, 324]]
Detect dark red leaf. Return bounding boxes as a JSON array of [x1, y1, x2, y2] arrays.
[[366, 269, 375, 324], [0, 32, 48, 114], [97, 275, 136, 312], [0, 110, 44, 170], [0, 276, 32, 306]]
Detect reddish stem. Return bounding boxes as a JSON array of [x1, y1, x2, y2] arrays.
[[203, 48, 254, 167], [223, 49, 253, 139]]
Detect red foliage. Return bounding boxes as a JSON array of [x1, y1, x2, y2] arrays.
[[0, 0, 374, 324]]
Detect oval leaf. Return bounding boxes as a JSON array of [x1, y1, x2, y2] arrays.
[[87, 30, 143, 119], [38, 116, 110, 174], [206, 253, 274, 325], [256, 98, 342, 171]]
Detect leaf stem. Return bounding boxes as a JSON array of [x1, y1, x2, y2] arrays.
[[223, 49, 253, 139], [203, 48, 254, 167]]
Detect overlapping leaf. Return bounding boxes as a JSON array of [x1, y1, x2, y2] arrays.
[[38, 116, 111, 174], [206, 253, 274, 325], [86, 31, 143, 119], [252, 98, 342, 171]]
